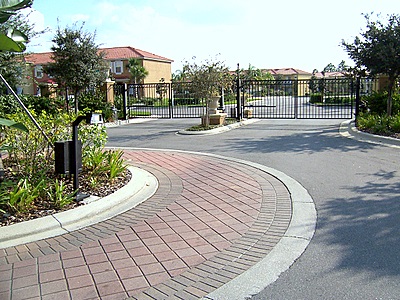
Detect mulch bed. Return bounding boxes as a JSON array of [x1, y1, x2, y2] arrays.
[[0, 169, 131, 227]]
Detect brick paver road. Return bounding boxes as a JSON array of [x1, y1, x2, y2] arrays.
[[0, 150, 291, 300]]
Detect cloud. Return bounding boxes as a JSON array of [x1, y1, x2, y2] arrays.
[[23, 8, 46, 31], [71, 14, 90, 23], [22, 9, 53, 52], [90, 1, 246, 70], [30, 0, 397, 72]]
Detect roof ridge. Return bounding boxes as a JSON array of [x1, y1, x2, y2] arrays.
[[24, 46, 173, 63]]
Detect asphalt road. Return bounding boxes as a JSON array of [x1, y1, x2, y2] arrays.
[[106, 118, 400, 300]]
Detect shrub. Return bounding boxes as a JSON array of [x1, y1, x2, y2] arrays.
[[0, 95, 67, 117], [360, 91, 400, 115], [0, 178, 45, 213], [310, 93, 323, 104], [82, 148, 126, 184], [23, 95, 66, 115], [0, 110, 125, 215], [357, 112, 400, 135], [0, 95, 20, 117], [47, 179, 74, 209], [78, 90, 114, 121], [389, 115, 400, 132], [324, 97, 352, 105]]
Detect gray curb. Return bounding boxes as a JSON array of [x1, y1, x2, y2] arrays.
[[103, 118, 155, 128], [340, 119, 400, 148], [203, 157, 316, 300], [0, 166, 158, 249], [177, 119, 260, 135]]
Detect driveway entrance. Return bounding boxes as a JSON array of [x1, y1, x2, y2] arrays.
[[114, 77, 377, 120]]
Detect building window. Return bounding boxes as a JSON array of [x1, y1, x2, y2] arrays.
[[110, 61, 123, 75], [35, 65, 43, 78]]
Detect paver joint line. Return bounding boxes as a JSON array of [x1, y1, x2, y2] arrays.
[[0, 149, 315, 300]]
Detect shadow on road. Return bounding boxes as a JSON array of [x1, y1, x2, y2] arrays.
[[219, 125, 376, 154], [318, 169, 400, 278]]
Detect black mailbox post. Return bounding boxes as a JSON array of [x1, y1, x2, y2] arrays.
[[54, 140, 82, 174]]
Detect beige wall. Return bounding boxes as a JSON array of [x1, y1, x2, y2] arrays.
[[143, 60, 172, 83], [110, 59, 172, 84]]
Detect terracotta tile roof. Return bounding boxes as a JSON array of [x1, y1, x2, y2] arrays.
[[24, 52, 53, 65], [266, 68, 312, 75], [313, 71, 345, 78], [101, 46, 173, 62], [25, 46, 173, 65]]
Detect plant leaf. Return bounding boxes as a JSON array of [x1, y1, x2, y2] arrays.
[[7, 28, 28, 42], [0, 117, 28, 132], [0, 33, 24, 52], [0, 0, 32, 12]]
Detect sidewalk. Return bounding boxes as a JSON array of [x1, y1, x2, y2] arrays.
[[0, 149, 314, 300]]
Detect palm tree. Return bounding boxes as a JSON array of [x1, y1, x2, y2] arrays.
[[127, 58, 148, 84], [126, 58, 148, 99]]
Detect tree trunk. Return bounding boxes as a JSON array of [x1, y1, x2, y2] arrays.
[[74, 91, 79, 114], [387, 78, 394, 116]]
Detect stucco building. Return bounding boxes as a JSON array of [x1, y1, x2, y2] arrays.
[[22, 46, 173, 97]]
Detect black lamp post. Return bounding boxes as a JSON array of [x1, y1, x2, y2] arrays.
[[55, 113, 103, 201], [72, 114, 92, 201]]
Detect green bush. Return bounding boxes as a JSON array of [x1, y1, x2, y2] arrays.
[[360, 91, 400, 115], [310, 93, 323, 104], [113, 94, 124, 119], [0, 95, 20, 117], [23, 95, 66, 115], [324, 97, 352, 105], [0, 95, 67, 117], [0, 178, 45, 213], [78, 90, 114, 121], [357, 112, 400, 136], [82, 148, 126, 185], [0, 110, 125, 214], [173, 97, 201, 106]]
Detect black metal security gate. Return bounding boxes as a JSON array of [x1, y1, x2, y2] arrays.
[[240, 78, 365, 119], [114, 77, 378, 120], [114, 82, 208, 119]]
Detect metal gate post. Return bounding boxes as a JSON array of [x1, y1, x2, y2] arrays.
[[294, 77, 299, 119], [123, 83, 128, 120], [236, 64, 241, 121], [355, 76, 361, 125], [169, 83, 173, 118]]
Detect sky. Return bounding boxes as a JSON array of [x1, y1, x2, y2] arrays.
[[24, 0, 400, 74]]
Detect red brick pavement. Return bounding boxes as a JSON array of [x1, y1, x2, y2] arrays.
[[0, 150, 291, 300]]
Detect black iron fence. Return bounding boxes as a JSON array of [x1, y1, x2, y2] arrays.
[[114, 77, 379, 120]]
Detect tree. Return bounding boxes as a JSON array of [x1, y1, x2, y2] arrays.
[[337, 60, 348, 72], [127, 58, 148, 84], [241, 64, 274, 81], [182, 56, 232, 100], [323, 63, 337, 73], [172, 69, 185, 82], [342, 13, 400, 116], [45, 23, 108, 113], [309, 70, 319, 93], [181, 56, 232, 126]]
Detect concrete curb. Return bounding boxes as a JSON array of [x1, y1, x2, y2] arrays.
[[0, 166, 158, 249], [203, 158, 316, 300], [177, 119, 261, 135], [103, 118, 155, 128], [340, 119, 400, 148]]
